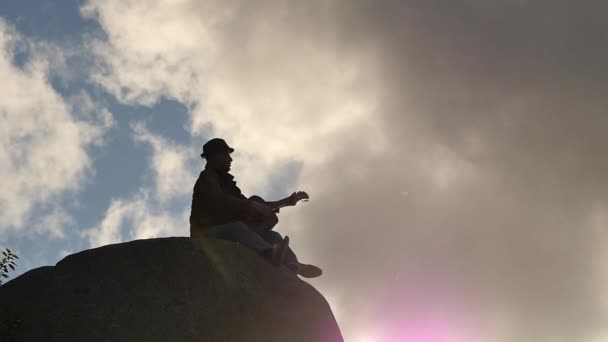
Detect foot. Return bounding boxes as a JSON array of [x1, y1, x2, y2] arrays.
[[272, 235, 289, 266], [287, 262, 323, 278]]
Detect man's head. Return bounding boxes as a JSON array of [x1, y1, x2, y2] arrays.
[[201, 138, 234, 172]]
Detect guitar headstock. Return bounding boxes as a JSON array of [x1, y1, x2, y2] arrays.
[[292, 191, 309, 203]]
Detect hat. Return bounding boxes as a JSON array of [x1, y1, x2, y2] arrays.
[[200, 138, 235, 158]]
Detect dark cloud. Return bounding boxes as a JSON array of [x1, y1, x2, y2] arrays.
[[279, 1, 608, 340]]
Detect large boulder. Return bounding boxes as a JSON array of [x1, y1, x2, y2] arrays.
[[0, 237, 343, 342]]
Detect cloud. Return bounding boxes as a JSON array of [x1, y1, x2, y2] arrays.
[[131, 122, 197, 202], [81, 0, 384, 195], [31, 206, 75, 239], [81, 1, 608, 340], [84, 191, 190, 247], [0, 20, 113, 236], [85, 123, 195, 247]]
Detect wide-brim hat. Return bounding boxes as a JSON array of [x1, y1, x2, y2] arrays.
[[200, 138, 235, 158]]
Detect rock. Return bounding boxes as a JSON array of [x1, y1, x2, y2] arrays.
[[0, 237, 343, 342]]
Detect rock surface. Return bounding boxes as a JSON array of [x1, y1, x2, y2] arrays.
[[0, 237, 343, 342]]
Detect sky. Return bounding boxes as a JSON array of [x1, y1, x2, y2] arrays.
[[1, 1, 608, 341]]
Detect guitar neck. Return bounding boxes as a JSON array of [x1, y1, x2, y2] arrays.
[[271, 203, 289, 211], [270, 197, 308, 211], [258, 192, 308, 211]]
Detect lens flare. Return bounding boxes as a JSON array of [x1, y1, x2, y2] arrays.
[[378, 305, 474, 342]]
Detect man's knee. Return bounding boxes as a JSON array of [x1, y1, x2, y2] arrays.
[[264, 230, 283, 243], [220, 222, 271, 250], [226, 221, 253, 235]]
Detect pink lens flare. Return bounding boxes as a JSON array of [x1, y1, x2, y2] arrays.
[[374, 267, 480, 341], [379, 304, 474, 342], [384, 320, 455, 342]]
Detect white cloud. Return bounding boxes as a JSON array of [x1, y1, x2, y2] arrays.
[[81, 0, 384, 195], [80, 0, 214, 106], [84, 191, 189, 248], [85, 123, 195, 247], [0, 20, 113, 235], [31, 206, 75, 239], [131, 122, 197, 202], [66, 90, 114, 134]]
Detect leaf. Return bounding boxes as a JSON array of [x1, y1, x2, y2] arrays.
[[9, 264, 15, 270], [2, 251, 7, 257], [14, 255, 19, 259], [2, 274, 9, 278]]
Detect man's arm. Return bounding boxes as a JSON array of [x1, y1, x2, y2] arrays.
[[194, 172, 277, 222], [265, 191, 308, 210]]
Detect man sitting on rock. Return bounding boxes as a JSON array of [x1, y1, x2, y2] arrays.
[[189, 138, 322, 278]]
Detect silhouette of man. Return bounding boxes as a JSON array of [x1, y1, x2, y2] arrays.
[[190, 138, 322, 278]]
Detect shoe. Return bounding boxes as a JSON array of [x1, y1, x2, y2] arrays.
[[272, 236, 289, 266], [288, 262, 323, 278]]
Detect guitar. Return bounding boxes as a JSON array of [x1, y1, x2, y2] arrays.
[[271, 191, 309, 211], [247, 191, 309, 233]]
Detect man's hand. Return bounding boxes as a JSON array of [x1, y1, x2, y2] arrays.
[[246, 200, 278, 230], [249, 200, 274, 217]]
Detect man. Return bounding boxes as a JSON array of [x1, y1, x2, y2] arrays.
[[190, 138, 322, 278]]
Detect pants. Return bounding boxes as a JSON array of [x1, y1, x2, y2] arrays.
[[203, 221, 298, 265]]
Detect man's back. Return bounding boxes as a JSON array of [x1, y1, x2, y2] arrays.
[[190, 168, 248, 237]]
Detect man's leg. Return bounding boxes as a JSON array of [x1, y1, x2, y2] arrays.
[[204, 221, 288, 265], [261, 230, 298, 266], [205, 221, 270, 250], [261, 230, 323, 278]]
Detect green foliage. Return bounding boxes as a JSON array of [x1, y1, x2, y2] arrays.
[[0, 248, 19, 286]]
